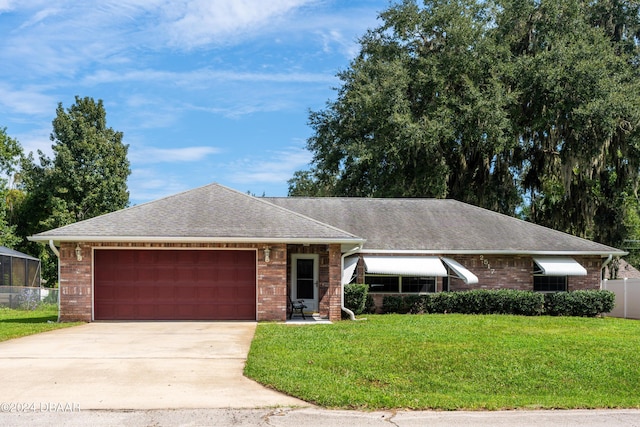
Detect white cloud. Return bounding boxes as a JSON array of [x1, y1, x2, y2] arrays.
[[129, 146, 219, 164], [228, 146, 311, 184], [11, 127, 52, 158], [0, 0, 15, 13], [0, 84, 56, 116], [82, 68, 335, 87], [17, 7, 60, 29], [165, 0, 318, 49], [127, 167, 191, 204]]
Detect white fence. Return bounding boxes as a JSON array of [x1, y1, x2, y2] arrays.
[[602, 279, 640, 320], [0, 286, 58, 309]]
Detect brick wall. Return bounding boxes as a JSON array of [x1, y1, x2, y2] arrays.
[[59, 242, 92, 322], [286, 244, 343, 321], [354, 253, 605, 312], [256, 243, 287, 321], [57, 241, 289, 322]]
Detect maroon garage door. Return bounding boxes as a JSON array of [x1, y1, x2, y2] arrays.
[[94, 249, 256, 320]]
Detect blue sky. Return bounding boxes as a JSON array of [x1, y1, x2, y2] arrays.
[[0, 0, 387, 205]]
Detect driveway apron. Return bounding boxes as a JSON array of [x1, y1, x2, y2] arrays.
[[0, 322, 309, 410]]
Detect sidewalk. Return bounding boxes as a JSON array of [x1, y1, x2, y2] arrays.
[[2, 408, 640, 427]]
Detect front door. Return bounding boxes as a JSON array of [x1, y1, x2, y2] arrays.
[[291, 254, 318, 312]]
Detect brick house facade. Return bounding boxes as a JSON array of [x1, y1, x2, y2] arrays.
[[31, 184, 625, 323], [57, 241, 343, 322], [357, 254, 605, 312]]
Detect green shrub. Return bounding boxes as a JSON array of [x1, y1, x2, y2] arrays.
[[382, 290, 545, 316], [365, 294, 376, 314], [379, 290, 614, 317], [544, 290, 615, 317], [344, 284, 369, 315], [500, 289, 545, 315], [382, 295, 408, 313]]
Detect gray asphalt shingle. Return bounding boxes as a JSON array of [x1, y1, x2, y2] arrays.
[[29, 183, 624, 255], [30, 184, 361, 242], [265, 197, 624, 254]]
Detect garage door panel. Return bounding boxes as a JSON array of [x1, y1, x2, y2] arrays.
[[94, 249, 256, 320]]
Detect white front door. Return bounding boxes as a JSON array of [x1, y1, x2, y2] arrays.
[[291, 254, 319, 312]]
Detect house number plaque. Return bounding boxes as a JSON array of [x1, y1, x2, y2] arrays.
[[479, 255, 495, 275]]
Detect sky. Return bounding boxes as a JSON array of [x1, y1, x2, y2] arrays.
[[0, 0, 388, 205]]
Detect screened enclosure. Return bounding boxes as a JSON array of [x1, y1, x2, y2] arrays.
[[0, 246, 43, 308]]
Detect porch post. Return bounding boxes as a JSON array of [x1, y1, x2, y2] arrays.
[[328, 244, 342, 321]]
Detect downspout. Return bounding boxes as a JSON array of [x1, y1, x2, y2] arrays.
[[49, 240, 61, 322], [341, 244, 363, 321], [600, 254, 614, 289]]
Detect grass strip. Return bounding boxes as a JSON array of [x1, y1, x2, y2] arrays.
[[245, 314, 640, 410], [0, 305, 82, 342]]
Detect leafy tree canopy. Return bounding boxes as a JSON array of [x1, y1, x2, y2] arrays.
[[0, 127, 23, 248], [290, 0, 640, 247], [16, 96, 131, 283]]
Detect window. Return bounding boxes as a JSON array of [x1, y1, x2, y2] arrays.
[[534, 275, 567, 292], [365, 276, 399, 293], [365, 275, 436, 293], [402, 277, 436, 293]]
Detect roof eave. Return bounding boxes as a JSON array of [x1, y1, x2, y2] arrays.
[[28, 235, 366, 246], [361, 249, 628, 257]]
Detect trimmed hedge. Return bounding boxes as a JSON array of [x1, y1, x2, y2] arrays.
[[381, 289, 615, 317], [344, 283, 369, 315], [544, 290, 616, 317]]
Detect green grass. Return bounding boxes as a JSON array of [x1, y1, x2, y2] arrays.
[[0, 305, 83, 342], [245, 314, 640, 410]]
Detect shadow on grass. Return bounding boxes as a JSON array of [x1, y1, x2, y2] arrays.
[[0, 316, 58, 323]]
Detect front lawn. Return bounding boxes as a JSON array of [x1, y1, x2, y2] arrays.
[[245, 314, 640, 410], [0, 305, 82, 342]]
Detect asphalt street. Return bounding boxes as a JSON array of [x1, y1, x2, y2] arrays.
[[2, 408, 640, 427]]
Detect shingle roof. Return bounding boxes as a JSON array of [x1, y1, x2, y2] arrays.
[[29, 184, 362, 243], [265, 197, 624, 255], [29, 182, 624, 255]]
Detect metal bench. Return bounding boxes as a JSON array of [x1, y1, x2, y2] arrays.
[[288, 296, 307, 319]]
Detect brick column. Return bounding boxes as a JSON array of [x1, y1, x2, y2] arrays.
[[257, 243, 287, 321], [327, 244, 342, 321], [58, 242, 92, 322]]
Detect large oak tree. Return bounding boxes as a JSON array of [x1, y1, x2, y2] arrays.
[[290, 0, 640, 247]]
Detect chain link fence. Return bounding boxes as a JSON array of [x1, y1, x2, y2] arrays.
[[0, 286, 58, 309]]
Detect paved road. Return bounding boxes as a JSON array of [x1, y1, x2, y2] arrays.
[[2, 408, 640, 427]]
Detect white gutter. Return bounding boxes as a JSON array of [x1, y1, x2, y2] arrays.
[[362, 249, 627, 256], [29, 235, 365, 245], [600, 254, 614, 288], [48, 240, 61, 323], [601, 254, 613, 269], [341, 244, 363, 321]]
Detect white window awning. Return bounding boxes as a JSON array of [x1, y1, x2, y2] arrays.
[[363, 256, 447, 277], [441, 257, 478, 285], [533, 257, 587, 276], [342, 256, 359, 285]]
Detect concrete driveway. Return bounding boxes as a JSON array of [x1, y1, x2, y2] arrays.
[[0, 322, 309, 410]]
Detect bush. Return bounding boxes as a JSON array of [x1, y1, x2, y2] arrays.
[[382, 295, 408, 313], [344, 284, 369, 315], [544, 290, 615, 317], [378, 289, 614, 317], [382, 290, 544, 316], [365, 294, 376, 314]]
